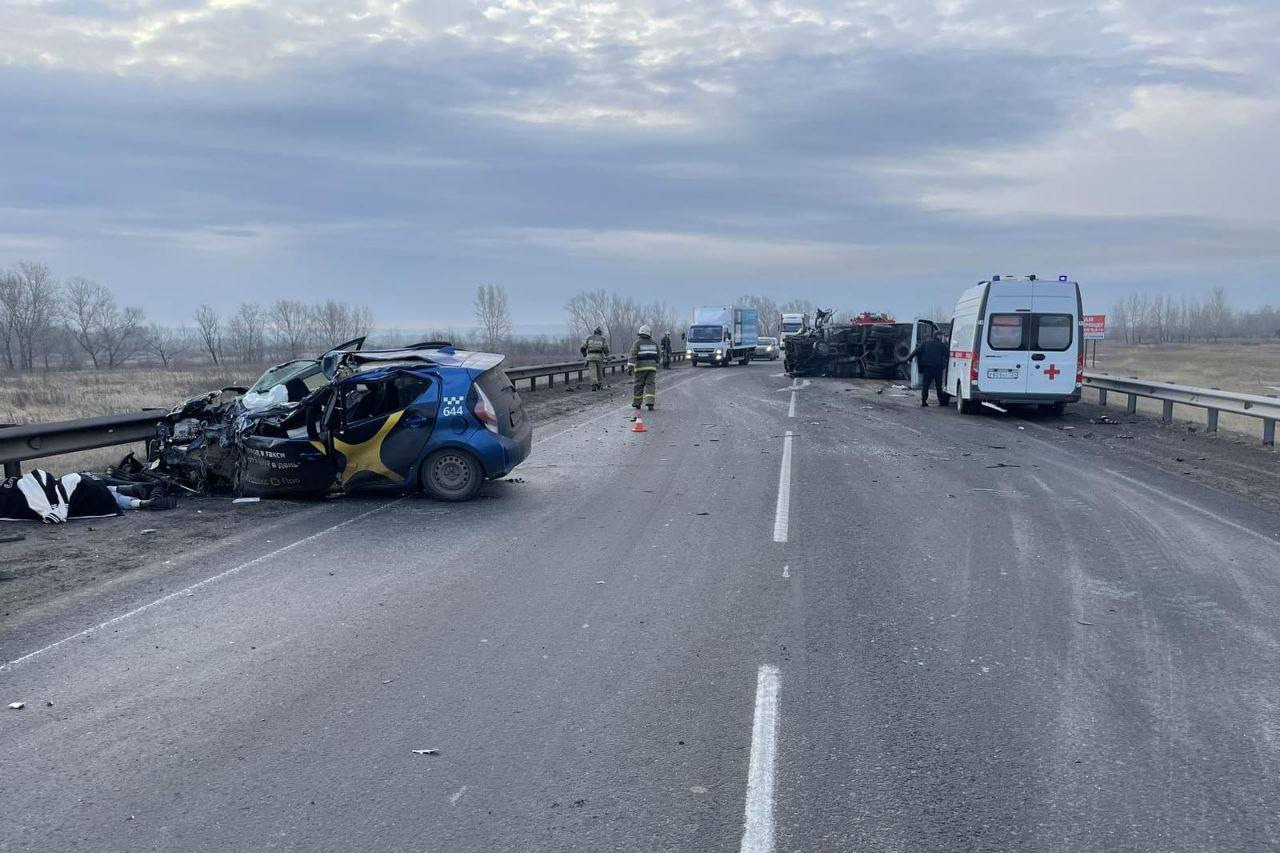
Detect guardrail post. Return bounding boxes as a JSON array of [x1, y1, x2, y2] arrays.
[[1126, 393, 1137, 414], [548, 374, 554, 388], [1161, 400, 1174, 424], [1265, 419, 1276, 448], [529, 377, 537, 391], [3, 460, 20, 478], [1097, 389, 1108, 407], [1206, 408, 1219, 433]]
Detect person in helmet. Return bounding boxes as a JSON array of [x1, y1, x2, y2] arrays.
[[580, 326, 610, 390], [627, 324, 660, 411]]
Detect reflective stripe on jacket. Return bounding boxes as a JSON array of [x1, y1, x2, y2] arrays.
[[629, 336, 660, 369], [585, 335, 609, 356]]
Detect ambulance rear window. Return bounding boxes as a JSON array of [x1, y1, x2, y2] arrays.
[[1033, 314, 1073, 351], [987, 314, 1025, 350]]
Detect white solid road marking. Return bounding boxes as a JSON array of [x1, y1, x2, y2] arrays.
[[739, 664, 781, 853], [773, 431, 794, 543], [1104, 468, 1280, 549], [1, 499, 405, 672], [787, 391, 797, 418]]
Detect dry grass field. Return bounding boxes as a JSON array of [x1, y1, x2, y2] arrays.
[[0, 363, 264, 474], [1087, 340, 1280, 440]]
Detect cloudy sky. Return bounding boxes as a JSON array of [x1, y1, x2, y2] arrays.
[[2, 0, 1277, 329]]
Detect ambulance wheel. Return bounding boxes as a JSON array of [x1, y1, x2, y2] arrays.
[[1039, 402, 1066, 416], [955, 387, 979, 415], [420, 448, 483, 502]]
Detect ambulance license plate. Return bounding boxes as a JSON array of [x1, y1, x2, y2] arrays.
[[987, 368, 1019, 379]]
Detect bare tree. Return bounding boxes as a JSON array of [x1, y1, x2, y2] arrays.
[[0, 269, 22, 371], [146, 324, 189, 367], [193, 304, 222, 365], [102, 305, 146, 368], [2, 262, 62, 371], [63, 277, 112, 368], [310, 300, 372, 347], [473, 284, 513, 351], [606, 294, 645, 354], [270, 299, 312, 358], [565, 289, 613, 342], [1124, 292, 1149, 343], [1203, 286, 1233, 343], [226, 302, 267, 363], [62, 277, 144, 368], [739, 294, 781, 338], [1111, 299, 1130, 344]]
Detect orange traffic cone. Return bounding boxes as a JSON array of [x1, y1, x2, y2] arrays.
[[632, 413, 648, 432]]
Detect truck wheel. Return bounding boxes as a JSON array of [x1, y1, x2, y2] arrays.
[[739, 356, 750, 366], [420, 448, 484, 502]]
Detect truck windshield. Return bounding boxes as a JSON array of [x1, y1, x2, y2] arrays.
[[688, 325, 723, 343], [781, 323, 802, 333]]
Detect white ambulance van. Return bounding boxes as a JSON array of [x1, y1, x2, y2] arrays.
[[948, 275, 1083, 415]]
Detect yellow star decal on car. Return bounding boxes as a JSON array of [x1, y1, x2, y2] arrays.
[[332, 410, 405, 486]]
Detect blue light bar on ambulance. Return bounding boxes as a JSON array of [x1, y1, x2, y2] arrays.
[[992, 275, 1001, 281], [1059, 275, 1068, 281]]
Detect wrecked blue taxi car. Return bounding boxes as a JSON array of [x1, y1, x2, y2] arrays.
[[152, 343, 532, 502]]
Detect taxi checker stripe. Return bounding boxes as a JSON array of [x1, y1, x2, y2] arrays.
[[443, 395, 465, 406]]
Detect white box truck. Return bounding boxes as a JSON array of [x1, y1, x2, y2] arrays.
[[948, 275, 1083, 415], [687, 306, 759, 366]]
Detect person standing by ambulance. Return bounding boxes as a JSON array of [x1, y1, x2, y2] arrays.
[[580, 326, 610, 391], [627, 324, 660, 412], [902, 331, 951, 407]]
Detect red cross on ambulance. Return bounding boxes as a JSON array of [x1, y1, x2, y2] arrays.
[[1044, 364, 1061, 380]]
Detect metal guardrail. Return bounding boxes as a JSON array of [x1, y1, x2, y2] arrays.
[[1083, 371, 1278, 447], [0, 411, 166, 478], [0, 353, 691, 475], [504, 352, 686, 390]]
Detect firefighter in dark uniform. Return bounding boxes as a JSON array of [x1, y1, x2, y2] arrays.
[[628, 324, 660, 411], [580, 326, 610, 391], [903, 331, 951, 407], [659, 332, 673, 368]]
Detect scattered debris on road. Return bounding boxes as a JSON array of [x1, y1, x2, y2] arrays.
[[231, 497, 260, 505], [411, 749, 439, 756], [7, 702, 25, 710]]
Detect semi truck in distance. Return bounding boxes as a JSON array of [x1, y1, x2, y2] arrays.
[[687, 306, 760, 366], [780, 312, 809, 340]]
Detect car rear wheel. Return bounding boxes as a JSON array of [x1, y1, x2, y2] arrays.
[[420, 448, 484, 502]]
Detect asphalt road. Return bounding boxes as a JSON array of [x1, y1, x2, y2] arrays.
[[3, 364, 1279, 852]]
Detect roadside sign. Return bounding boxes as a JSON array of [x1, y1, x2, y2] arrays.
[[1083, 315, 1106, 340]]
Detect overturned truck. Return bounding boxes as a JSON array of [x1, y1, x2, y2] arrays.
[[783, 311, 941, 380]]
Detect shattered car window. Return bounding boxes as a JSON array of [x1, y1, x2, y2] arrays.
[[243, 361, 328, 410], [341, 373, 431, 423]]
